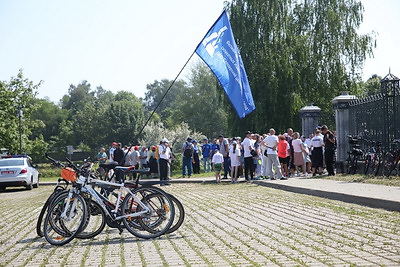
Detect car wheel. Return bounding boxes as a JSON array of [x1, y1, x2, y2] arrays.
[[26, 182, 33, 190], [33, 178, 39, 188]]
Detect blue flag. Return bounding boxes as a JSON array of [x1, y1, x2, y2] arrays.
[[196, 10, 255, 118]]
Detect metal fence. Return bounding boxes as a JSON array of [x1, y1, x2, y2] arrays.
[[348, 73, 400, 151]]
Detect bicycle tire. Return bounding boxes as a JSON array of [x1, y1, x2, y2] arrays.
[[76, 200, 106, 239], [374, 154, 382, 176], [36, 188, 67, 237], [122, 191, 174, 239], [382, 153, 395, 177], [120, 185, 171, 230], [165, 194, 185, 234], [43, 191, 87, 246], [346, 155, 352, 174], [363, 154, 371, 175]]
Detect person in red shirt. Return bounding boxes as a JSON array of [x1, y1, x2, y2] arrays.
[[278, 135, 291, 178]]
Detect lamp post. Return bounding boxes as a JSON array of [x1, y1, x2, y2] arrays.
[[17, 105, 23, 154]]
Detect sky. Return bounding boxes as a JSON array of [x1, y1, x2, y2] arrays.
[[0, 0, 399, 104]]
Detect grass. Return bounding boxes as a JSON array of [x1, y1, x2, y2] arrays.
[[313, 173, 400, 186]]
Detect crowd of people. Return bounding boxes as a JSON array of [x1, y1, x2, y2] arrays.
[[97, 125, 336, 184]]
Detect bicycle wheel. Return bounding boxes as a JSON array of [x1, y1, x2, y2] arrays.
[[363, 154, 371, 175], [382, 153, 395, 177], [346, 155, 352, 174], [165, 194, 185, 234], [43, 191, 87, 246], [122, 191, 174, 239], [121, 186, 169, 230], [76, 200, 106, 239], [131, 188, 185, 234], [374, 154, 382, 176], [36, 188, 67, 237]]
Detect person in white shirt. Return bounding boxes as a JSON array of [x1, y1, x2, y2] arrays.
[[310, 129, 324, 176], [260, 134, 269, 178], [159, 138, 172, 185], [263, 128, 283, 180], [109, 142, 117, 162], [211, 149, 224, 183], [305, 133, 314, 149], [241, 131, 255, 181], [229, 141, 241, 183]]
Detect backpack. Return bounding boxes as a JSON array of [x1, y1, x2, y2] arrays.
[[183, 142, 193, 158]]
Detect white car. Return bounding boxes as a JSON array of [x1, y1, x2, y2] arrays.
[[0, 156, 40, 190]]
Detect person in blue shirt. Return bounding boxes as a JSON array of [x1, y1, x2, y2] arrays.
[[211, 138, 220, 170], [201, 138, 212, 173]]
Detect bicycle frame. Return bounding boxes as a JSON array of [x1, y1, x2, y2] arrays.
[[81, 177, 150, 221]]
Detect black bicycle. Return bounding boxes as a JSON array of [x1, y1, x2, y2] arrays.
[[363, 139, 383, 176], [346, 135, 363, 174], [382, 140, 400, 177]]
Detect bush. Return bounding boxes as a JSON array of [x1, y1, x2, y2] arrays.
[[37, 163, 60, 178]]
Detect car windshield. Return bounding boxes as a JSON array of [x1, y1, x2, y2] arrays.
[[0, 159, 24, 167]]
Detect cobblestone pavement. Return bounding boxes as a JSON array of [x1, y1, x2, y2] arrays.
[[1, 183, 400, 266]]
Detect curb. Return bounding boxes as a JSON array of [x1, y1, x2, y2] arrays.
[[39, 178, 400, 212], [252, 180, 400, 212]]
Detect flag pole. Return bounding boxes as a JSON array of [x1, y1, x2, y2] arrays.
[[131, 50, 197, 145], [131, 9, 229, 146]]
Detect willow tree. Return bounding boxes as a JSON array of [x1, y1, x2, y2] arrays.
[[227, 0, 374, 134]]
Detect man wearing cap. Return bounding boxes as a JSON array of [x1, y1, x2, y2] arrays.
[[218, 135, 230, 179], [182, 137, 194, 178], [210, 138, 220, 160], [201, 138, 212, 172], [241, 131, 255, 181], [159, 138, 172, 185]]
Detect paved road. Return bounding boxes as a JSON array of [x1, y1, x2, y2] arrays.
[[1, 182, 400, 266]]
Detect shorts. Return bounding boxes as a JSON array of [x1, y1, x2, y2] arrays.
[[279, 156, 290, 165], [214, 163, 222, 171]]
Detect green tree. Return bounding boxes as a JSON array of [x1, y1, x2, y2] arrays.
[[61, 80, 96, 113], [362, 74, 381, 96], [30, 98, 68, 144], [171, 61, 229, 137], [227, 0, 374, 134], [143, 79, 188, 126], [0, 70, 42, 154], [106, 97, 145, 146]]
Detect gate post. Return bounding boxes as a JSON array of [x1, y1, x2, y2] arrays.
[[332, 92, 358, 172], [299, 104, 321, 137]]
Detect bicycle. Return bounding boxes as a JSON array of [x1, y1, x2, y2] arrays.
[[43, 155, 175, 245], [36, 178, 70, 237], [41, 155, 100, 245], [382, 140, 400, 177], [363, 139, 383, 176], [346, 135, 363, 174]]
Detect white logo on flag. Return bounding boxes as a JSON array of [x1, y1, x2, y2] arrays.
[[202, 26, 228, 57]]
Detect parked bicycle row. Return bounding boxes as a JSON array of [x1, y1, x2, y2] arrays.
[[346, 136, 400, 177], [36, 153, 185, 246]]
